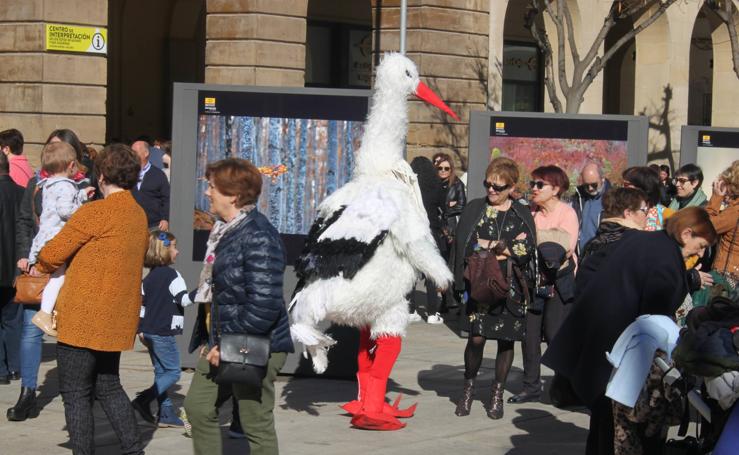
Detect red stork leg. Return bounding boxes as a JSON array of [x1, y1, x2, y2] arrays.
[[341, 327, 373, 415], [341, 330, 417, 419], [350, 335, 406, 431]]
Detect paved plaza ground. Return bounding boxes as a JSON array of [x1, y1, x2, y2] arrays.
[[0, 315, 594, 455]]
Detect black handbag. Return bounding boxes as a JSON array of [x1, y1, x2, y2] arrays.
[[212, 298, 271, 388]]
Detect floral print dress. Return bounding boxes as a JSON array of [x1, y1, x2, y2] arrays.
[[464, 204, 534, 341]]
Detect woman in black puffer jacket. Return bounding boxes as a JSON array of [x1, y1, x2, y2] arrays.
[[433, 153, 466, 246], [184, 159, 293, 455]]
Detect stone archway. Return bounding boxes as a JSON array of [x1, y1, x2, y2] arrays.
[[603, 16, 636, 115], [709, 1, 739, 127], [501, 0, 543, 112], [687, 4, 720, 126]]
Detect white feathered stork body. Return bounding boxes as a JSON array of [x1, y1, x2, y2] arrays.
[[289, 53, 456, 377]]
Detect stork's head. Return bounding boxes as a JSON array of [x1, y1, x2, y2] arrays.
[[354, 53, 459, 178], [375, 53, 459, 121]]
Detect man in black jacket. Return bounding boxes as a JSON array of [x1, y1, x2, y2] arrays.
[[0, 153, 24, 384], [131, 140, 170, 231]]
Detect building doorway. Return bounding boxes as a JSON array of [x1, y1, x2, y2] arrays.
[[106, 0, 205, 143], [602, 16, 635, 115], [502, 1, 543, 112], [688, 4, 720, 126]]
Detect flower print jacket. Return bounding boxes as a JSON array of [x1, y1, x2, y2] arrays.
[[450, 197, 537, 293]]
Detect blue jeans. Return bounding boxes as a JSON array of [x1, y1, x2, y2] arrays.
[[20, 306, 43, 389], [0, 288, 23, 376], [142, 334, 181, 408]]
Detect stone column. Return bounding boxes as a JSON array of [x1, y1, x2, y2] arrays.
[[0, 0, 107, 166], [633, 2, 702, 168], [372, 0, 489, 170], [711, 11, 739, 128], [205, 0, 308, 86]]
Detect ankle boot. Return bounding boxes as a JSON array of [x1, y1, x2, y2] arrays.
[[6, 387, 38, 421], [454, 379, 475, 416], [486, 382, 505, 420]]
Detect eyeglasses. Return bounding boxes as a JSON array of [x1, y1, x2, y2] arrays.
[[672, 177, 691, 185], [437, 166, 451, 171], [529, 180, 550, 190], [483, 181, 511, 192], [638, 206, 649, 214]]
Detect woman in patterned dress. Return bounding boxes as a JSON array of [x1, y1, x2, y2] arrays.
[[450, 157, 536, 419]]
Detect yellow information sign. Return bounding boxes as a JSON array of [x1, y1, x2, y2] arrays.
[[45, 23, 107, 54]]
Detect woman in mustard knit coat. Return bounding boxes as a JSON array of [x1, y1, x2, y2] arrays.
[[34, 144, 149, 455]]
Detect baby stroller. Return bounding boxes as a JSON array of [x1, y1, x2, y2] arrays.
[[670, 292, 739, 455]]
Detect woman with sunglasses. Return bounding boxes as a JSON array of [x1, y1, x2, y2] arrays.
[[508, 165, 579, 405], [451, 157, 536, 419], [433, 153, 466, 246], [669, 164, 708, 211]]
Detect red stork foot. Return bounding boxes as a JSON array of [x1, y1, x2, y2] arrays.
[[340, 400, 362, 415], [340, 396, 417, 418], [350, 412, 406, 431], [389, 395, 417, 418]]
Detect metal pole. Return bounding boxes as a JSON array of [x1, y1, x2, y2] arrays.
[[400, 0, 407, 54]]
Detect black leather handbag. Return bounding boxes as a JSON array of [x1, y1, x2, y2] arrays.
[[212, 299, 271, 388]]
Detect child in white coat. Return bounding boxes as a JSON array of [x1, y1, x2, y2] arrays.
[[27, 142, 93, 335]]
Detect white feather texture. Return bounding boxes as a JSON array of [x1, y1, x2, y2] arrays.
[[319, 188, 399, 243], [289, 53, 454, 373]]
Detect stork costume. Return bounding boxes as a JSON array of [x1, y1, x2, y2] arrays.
[[289, 53, 458, 431]]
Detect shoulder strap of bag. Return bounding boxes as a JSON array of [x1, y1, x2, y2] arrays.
[[722, 218, 739, 274], [32, 184, 41, 226]]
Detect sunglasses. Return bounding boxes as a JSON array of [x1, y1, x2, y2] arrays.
[[483, 181, 511, 192], [529, 180, 550, 190], [583, 182, 599, 190], [437, 166, 451, 171]]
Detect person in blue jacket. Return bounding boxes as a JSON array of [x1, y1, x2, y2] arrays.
[[183, 159, 293, 455]]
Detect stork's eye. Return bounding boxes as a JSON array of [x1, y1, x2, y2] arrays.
[[405, 70, 412, 78]]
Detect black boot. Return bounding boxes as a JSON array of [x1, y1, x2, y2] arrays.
[[7, 387, 38, 421], [486, 382, 505, 420], [131, 387, 157, 424], [454, 379, 475, 416]]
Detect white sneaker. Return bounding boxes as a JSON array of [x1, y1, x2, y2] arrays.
[[408, 311, 423, 323], [427, 313, 444, 324]]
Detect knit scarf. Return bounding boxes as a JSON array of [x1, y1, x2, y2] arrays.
[[194, 205, 254, 304]]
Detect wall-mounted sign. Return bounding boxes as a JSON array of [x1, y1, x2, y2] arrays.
[[45, 23, 107, 54]]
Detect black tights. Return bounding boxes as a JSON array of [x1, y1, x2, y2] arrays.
[[463, 336, 515, 384]]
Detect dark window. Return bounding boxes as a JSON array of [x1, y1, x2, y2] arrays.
[[305, 21, 371, 89]]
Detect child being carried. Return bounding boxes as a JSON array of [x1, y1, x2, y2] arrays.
[[26, 142, 93, 336]]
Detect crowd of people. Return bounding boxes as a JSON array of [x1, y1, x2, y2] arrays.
[[0, 122, 738, 455]]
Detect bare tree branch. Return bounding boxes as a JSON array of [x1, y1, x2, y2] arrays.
[[525, 0, 677, 113], [546, 0, 571, 95], [585, 0, 677, 84]]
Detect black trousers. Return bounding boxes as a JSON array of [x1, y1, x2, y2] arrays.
[[57, 343, 143, 455], [586, 395, 615, 455], [0, 287, 22, 376], [521, 292, 571, 395]]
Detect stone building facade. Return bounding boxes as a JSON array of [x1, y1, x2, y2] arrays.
[[1, 0, 737, 169]]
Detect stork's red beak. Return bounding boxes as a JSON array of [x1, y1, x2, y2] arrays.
[[414, 81, 460, 121]]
